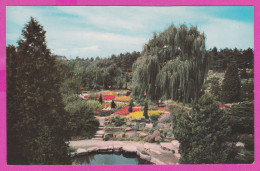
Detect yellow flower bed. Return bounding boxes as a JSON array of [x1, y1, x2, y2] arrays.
[[129, 110, 164, 119], [103, 91, 118, 95], [114, 96, 130, 102], [102, 102, 110, 108]]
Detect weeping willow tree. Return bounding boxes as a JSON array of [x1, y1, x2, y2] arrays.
[[132, 24, 208, 103]]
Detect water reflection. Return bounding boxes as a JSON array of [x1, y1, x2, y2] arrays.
[[72, 152, 152, 165]]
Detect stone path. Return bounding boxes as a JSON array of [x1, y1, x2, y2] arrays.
[[92, 116, 106, 141]]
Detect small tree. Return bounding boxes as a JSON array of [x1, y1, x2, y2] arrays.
[[99, 93, 103, 104], [174, 93, 236, 164], [128, 99, 134, 113], [111, 100, 116, 109], [143, 101, 149, 119], [221, 61, 241, 103]]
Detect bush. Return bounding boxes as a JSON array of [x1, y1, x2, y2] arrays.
[[221, 61, 241, 103], [150, 115, 160, 122], [110, 115, 126, 127], [229, 101, 254, 134], [95, 110, 115, 117], [111, 100, 116, 109], [86, 100, 103, 111], [128, 99, 134, 113]]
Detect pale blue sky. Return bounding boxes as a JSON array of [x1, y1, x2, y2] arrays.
[[6, 6, 254, 59]]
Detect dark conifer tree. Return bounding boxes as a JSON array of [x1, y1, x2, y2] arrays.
[[128, 99, 134, 113], [99, 93, 103, 104], [111, 100, 116, 109], [143, 101, 149, 119], [221, 61, 241, 103], [7, 17, 70, 164]]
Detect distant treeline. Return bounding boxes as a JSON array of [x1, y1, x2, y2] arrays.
[[208, 47, 254, 72], [57, 51, 141, 93]]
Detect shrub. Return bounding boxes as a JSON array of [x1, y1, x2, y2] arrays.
[[99, 93, 103, 104], [128, 99, 134, 113], [110, 115, 126, 127], [229, 101, 254, 134], [150, 115, 160, 122], [86, 100, 102, 111], [221, 61, 241, 103], [111, 100, 116, 109], [143, 101, 149, 119], [95, 110, 115, 117]]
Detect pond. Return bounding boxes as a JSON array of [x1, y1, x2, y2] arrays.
[[72, 152, 152, 165]]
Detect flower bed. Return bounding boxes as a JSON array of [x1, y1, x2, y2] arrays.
[[84, 94, 90, 98], [129, 110, 164, 119], [157, 107, 166, 110], [220, 104, 230, 110], [95, 110, 116, 116], [95, 94, 116, 100], [114, 96, 130, 102], [114, 106, 141, 115], [103, 91, 118, 95]]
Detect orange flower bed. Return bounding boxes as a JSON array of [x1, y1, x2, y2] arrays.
[[103, 91, 118, 95], [114, 96, 130, 102]]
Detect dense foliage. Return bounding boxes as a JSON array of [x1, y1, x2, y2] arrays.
[[7, 17, 70, 164], [64, 97, 99, 138], [208, 47, 254, 72], [132, 24, 208, 103], [229, 101, 254, 134], [173, 93, 236, 164], [221, 61, 241, 103]]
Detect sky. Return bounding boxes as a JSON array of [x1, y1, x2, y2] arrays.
[[6, 6, 254, 59]]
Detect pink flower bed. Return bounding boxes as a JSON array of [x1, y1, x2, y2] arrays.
[[114, 106, 140, 115], [220, 104, 230, 110], [94, 94, 116, 100], [157, 107, 166, 110]]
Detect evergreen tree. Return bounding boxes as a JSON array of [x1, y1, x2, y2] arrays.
[[174, 93, 236, 164], [143, 101, 149, 119], [111, 100, 116, 109], [221, 61, 241, 103], [128, 99, 134, 113], [7, 17, 70, 164], [99, 93, 103, 104]]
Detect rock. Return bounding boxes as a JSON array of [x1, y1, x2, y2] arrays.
[[113, 133, 125, 138], [144, 135, 153, 143], [76, 148, 88, 155], [175, 153, 181, 159], [104, 133, 113, 139], [144, 143, 150, 152], [138, 132, 148, 138], [150, 148, 161, 155], [236, 142, 245, 147], [122, 146, 137, 153], [152, 130, 160, 137], [125, 127, 132, 131], [145, 123, 153, 129], [154, 136, 162, 142], [96, 130, 104, 135], [87, 147, 99, 153], [140, 153, 151, 161], [139, 122, 146, 130], [150, 157, 166, 165], [160, 142, 174, 151], [70, 152, 76, 157], [99, 147, 108, 152], [138, 116, 145, 121], [171, 140, 180, 148]]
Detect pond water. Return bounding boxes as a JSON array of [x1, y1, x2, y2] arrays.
[[72, 152, 152, 165]]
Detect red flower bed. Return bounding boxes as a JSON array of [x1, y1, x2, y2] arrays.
[[95, 94, 115, 100], [114, 106, 140, 115], [84, 95, 90, 98], [220, 104, 230, 110], [157, 107, 166, 110]]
